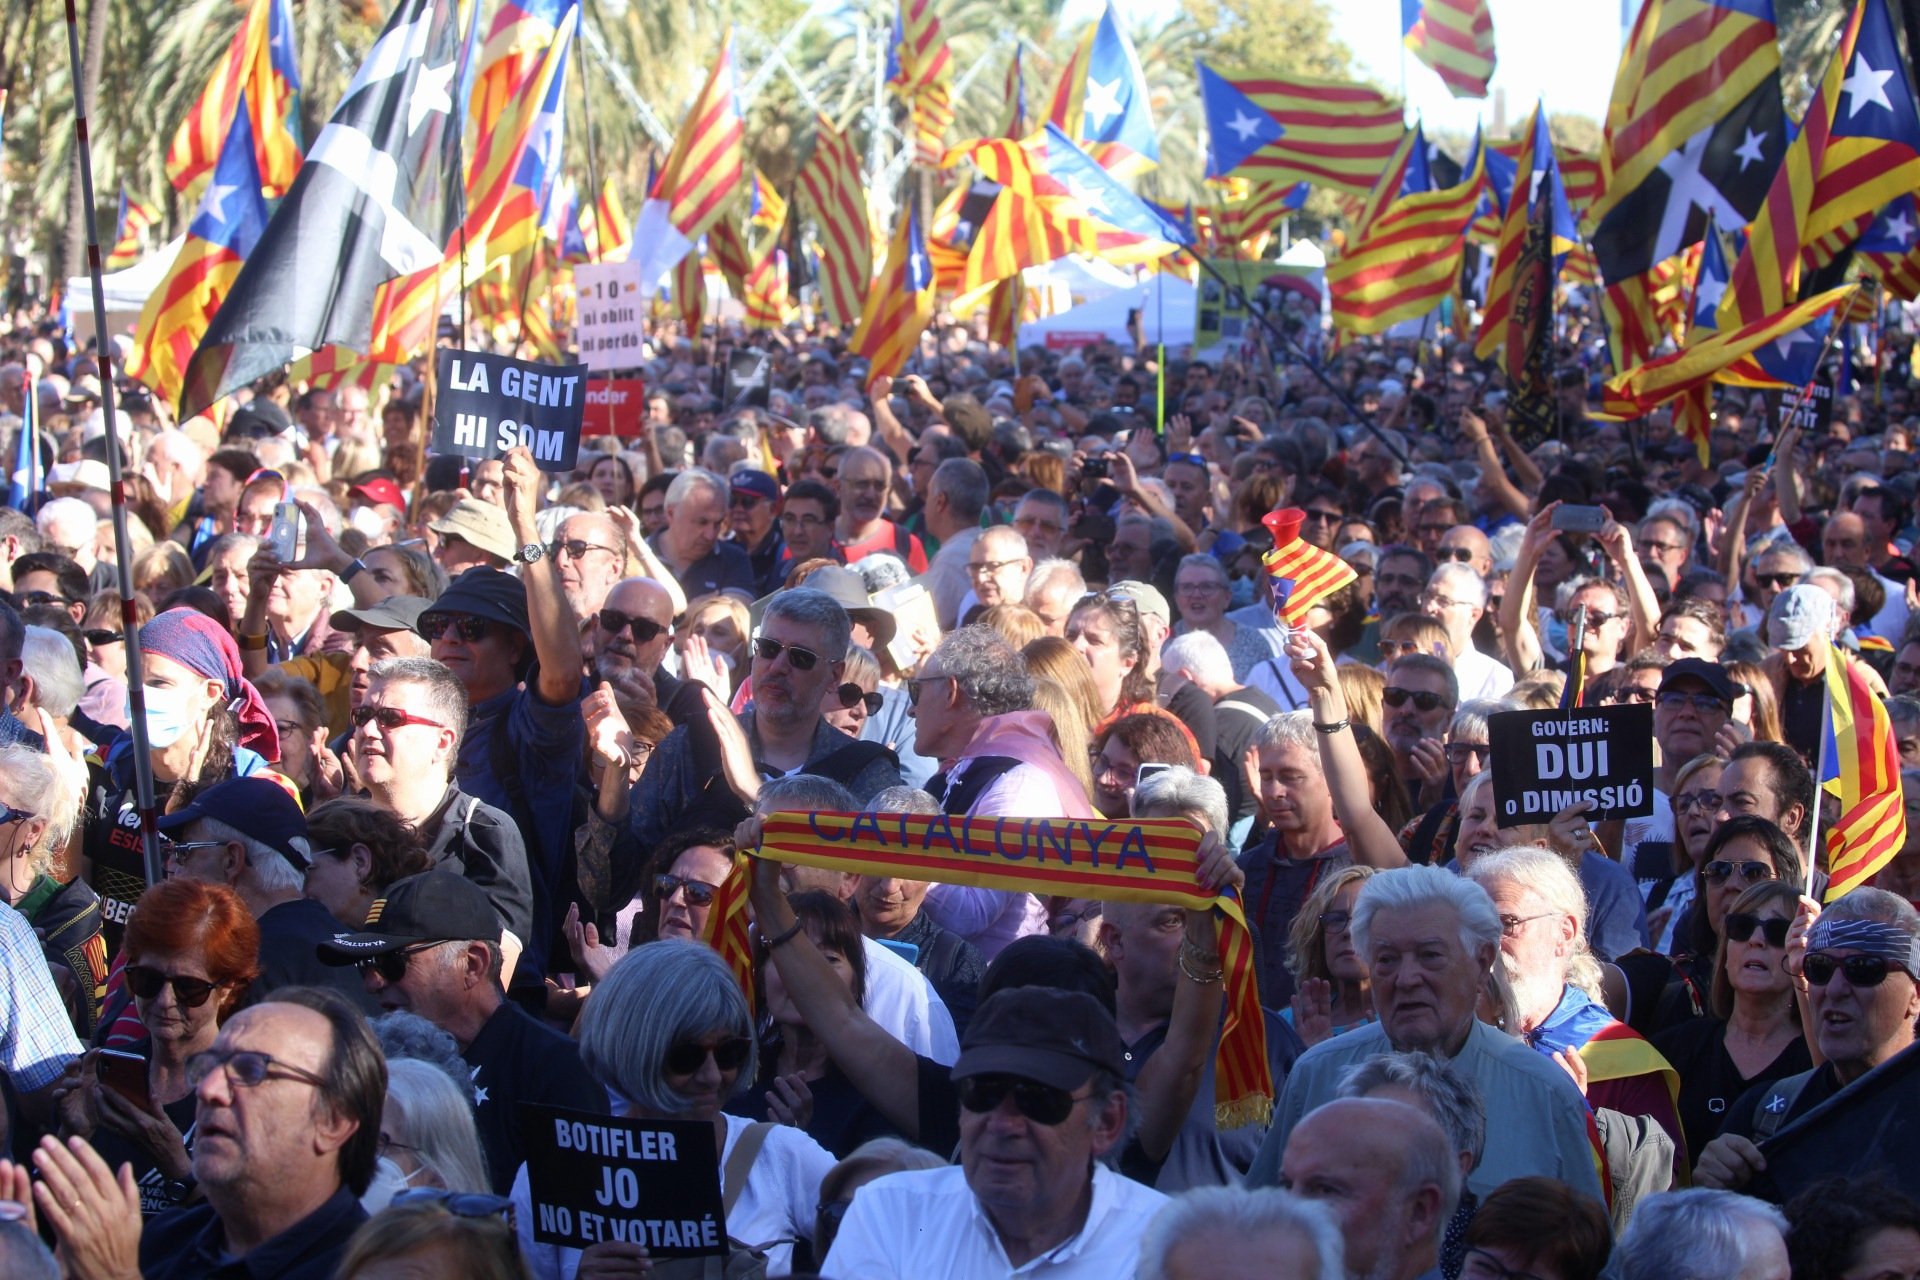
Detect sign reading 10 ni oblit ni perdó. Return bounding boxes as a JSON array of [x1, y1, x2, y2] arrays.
[[433, 349, 588, 473], [1487, 704, 1654, 828]]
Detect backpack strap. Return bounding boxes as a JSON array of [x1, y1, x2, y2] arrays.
[[1751, 1069, 1819, 1142], [721, 1121, 776, 1216]]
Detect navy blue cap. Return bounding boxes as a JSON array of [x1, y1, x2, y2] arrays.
[[730, 470, 781, 502], [156, 776, 311, 869]]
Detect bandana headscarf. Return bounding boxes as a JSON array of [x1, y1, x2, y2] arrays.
[[1807, 916, 1920, 975], [138, 609, 280, 761]]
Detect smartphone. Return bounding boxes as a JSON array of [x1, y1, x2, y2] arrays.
[[266, 501, 301, 561], [1550, 504, 1607, 535], [1082, 456, 1109, 480], [1136, 762, 1174, 788], [97, 1048, 151, 1112]]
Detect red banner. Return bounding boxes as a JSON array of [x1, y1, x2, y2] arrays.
[[583, 377, 648, 439]]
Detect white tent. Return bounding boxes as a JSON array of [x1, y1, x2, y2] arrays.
[[1018, 275, 1195, 351], [65, 239, 181, 346]]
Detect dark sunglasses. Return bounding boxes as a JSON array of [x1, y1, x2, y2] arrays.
[[419, 614, 490, 644], [1724, 913, 1790, 948], [729, 492, 767, 509], [1167, 452, 1208, 468], [350, 705, 446, 732], [548, 539, 617, 562], [1803, 952, 1910, 988], [1435, 547, 1476, 563], [664, 1036, 752, 1076], [84, 628, 124, 645], [1754, 572, 1801, 589], [957, 1075, 1079, 1126], [1705, 859, 1775, 884], [655, 873, 719, 907], [836, 683, 882, 715], [1302, 507, 1344, 523], [1382, 687, 1451, 712], [906, 674, 954, 707], [598, 608, 668, 644], [125, 964, 226, 1008], [752, 634, 823, 671], [356, 941, 444, 985]]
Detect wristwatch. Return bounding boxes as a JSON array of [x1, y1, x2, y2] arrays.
[[517, 543, 545, 565]]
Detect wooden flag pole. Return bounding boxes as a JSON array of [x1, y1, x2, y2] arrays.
[[62, 0, 163, 885]]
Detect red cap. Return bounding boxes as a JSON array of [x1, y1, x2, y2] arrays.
[[351, 477, 407, 511], [1262, 507, 1306, 546]]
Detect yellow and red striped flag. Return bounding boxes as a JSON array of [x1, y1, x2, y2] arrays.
[[631, 33, 745, 289], [794, 116, 871, 330], [457, 0, 577, 271], [165, 0, 303, 199], [887, 0, 954, 167], [850, 200, 935, 381], [1402, 0, 1496, 99], [591, 180, 631, 263], [701, 855, 757, 1010], [1196, 66, 1406, 197], [105, 189, 161, 271], [1603, 283, 1858, 416], [1822, 640, 1906, 899], [1260, 508, 1358, 628], [1329, 146, 1484, 338]]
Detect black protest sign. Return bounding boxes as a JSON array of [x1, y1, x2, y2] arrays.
[[433, 349, 588, 473], [1776, 369, 1835, 436], [520, 1103, 727, 1256], [725, 348, 772, 410], [1488, 703, 1654, 828]]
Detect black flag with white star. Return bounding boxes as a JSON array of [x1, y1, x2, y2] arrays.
[[1591, 76, 1786, 285], [180, 0, 465, 417]]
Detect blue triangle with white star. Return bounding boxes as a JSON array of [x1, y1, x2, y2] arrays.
[[1833, 0, 1920, 151], [1198, 61, 1285, 179]]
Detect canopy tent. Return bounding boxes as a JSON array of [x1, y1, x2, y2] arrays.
[[64, 239, 181, 347], [1018, 275, 1195, 351]]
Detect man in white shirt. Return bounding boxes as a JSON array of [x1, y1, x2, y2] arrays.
[[823, 986, 1168, 1278], [1421, 561, 1513, 702]]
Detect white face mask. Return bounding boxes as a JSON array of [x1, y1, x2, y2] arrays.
[[357, 1155, 425, 1214], [129, 682, 198, 750]]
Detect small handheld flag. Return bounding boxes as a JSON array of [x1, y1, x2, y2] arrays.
[[1261, 508, 1358, 630]]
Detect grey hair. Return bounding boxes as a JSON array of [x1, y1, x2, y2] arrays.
[[1466, 845, 1603, 998], [665, 467, 728, 506], [762, 587, 853, 662], [1338, 1050, 1488, 1169], [931, 458, 990, 521], [0, 1220, 57, 1280], [870, 786, 941, 815], [930, 625, 1033, 715], [0, 743, 80, 872], [21, 626, 83, 718], [1024, 557, 1086, 600], [1174, 552, 1229, 586], [580, 940, 757, 1113], [1613, 1189, 1789, 1280], [1133, 765, 1230, 838], [197, 817, 306, 895], [1162, 630, 1235, 689], [1351, 864, 1502, 966], [1428, 561, 1489, 608], [1644, 499, 1700, 543], [1449, 699, 1502, 745], [1137, 1187, 1344, 1280], [853, 553, 912, 594], [818, 1137, 950, 1205], [1889, 700, 1920, 742], [1821, 884, 1920, 935], [371, 1010, 471, 1094], [1804, 566, 1856, 617], [1755, 539, 1816, 574], [384, 1056, 492, 1193], [1250, 711, 1322, 773], [368, 656, 470, 755], [976, 524, 1028, 559], [757, 773, 859, 815]]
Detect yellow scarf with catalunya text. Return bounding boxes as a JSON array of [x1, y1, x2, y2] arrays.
[[751, 810, 1273, 1128]]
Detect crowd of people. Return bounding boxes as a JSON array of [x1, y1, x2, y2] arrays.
[[0, 295, 1915, 1280]]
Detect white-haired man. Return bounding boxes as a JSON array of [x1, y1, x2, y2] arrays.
[[1160, 630, 1279, 836], [1023, 559, 1087, 636], [1135, 1186, 1344, 1280], [1420, 562, 1512, 701], [1611, 1189, 1790, 1280], [650, 468, 755, 598]]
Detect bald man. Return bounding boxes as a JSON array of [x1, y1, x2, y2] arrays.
[[1435, 526, 1492, 578], [590, 577, 692, 721], [1822, 509, 1909, 640], [553, 511, 625, 621], [1279, 1098, 1458, 1280]]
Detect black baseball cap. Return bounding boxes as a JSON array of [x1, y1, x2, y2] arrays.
[[950, 987, 1126, 1090], [418, 566, 529, 639], [1659, 657, 1739, 705], [316, 870, 500, 963], [156, 777, 312, 870]]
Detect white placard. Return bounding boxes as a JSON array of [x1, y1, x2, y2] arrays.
[[574, 260, 648, 371]]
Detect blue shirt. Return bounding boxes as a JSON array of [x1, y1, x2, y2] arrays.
[[1578, 849, 1651, 962], [650, 532, 757, 598]]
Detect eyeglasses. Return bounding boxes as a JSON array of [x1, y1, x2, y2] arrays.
[[906, 674, 955, 707], [18, 591, 73, 608], [655, 873, 719, 907], [1705, 859, 1776, 884], [1319, 910, 1353, 934], [350, 705, 446, 733], [388, 1189, 517, 1224], [125, 964, 228, 1007], [664, 1036, 752, 1076], [836, 683, 882, 715], [1499, 912, 1555, 936], [597, 608, 668, 644], [967, 558, 1024, 578], [1167, 452, 1208, 468], [185, 1047, 329, 1091], [1382, 687, 1452, 712], [1443, 743, 1490, 763], [357, 941, 446, 985], [1375, 571, 1425, 590], [418, 614, 490, 644], [1566, 608, 1622, 627], [1804, 952, 1911, 988], [957, 1074, 1080, 1125], [1435, 547, 1476, 563], [161, 838, 229, 862], [1376, 640, 1433, 659], [1657, 690, 1729, 714], [780, 512, 827, 530], [729, 493, 767, 510], [83, 628, 123, 645], [1302, 507, 1344, 524], [1755, 572, 1801, 590], [751, 634, 824, 671], [548, 539, 617, 561], [0, 802, 32, 827], [1176, 581, 1226, 597], [1724, 913, 1791, 948], [1672, 790, 1724, 815], [1607, 687, 1659, 705], [1420, 591, 1468, 611], [1642, 540, 1686, 556]]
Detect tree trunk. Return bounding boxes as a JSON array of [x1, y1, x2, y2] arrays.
[[59, 0, 110, 289]]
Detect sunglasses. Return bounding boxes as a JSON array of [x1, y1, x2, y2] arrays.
[[752, 635, 824, 671], [957, 1075, 1080, 1126], [350, 705, 446, 733], [664, 1036, 752, 1076], [125, 964, 227, 1008], [1803, 952, 1912, 988], [1443, 742, 1490, 763], [1382, 687, 1451, 712], [419, 615, 490, 644], [83, 628, 123, 645], [1319, 910, 1353, 933], [1724, 913, 1790, 948], [1434, 547, 1477, 563], [549, 539, 617, 561], [836, 683, 882, 715], [185, 1048, 328, 1091], [655, 873, 719, 907], [1705, 859, 1775, 884], [1658, 690, 1729, 714], [598, 608, 668, 644], [1167, 452, 1208, 468], [356, 941, 446, 985], [729, 492, 767, 510], [1302, 507, 1344, 523], [1755, 572, 1801, 589], [906, 674, 954, 707]]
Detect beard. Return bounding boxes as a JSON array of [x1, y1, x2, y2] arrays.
[[1500, 950, 1567, 1033]]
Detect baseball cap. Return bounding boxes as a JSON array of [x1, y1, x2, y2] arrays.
[[316, 870, 500, 963], [951, 988, 1126, 1090], [428, 498, 517, 565], [330, 594, 433, 635], [1658, 657, 1739, 705], [350, 476, 407, 511], [730, 470, 781, 503], [420, 566, 529, 639], [227, 399, 294, 440], [1768, 584, 1835, 652], [156, 776, 311, 870], [1108, 580, 1171, 628]]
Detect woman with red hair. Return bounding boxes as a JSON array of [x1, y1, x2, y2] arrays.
[[55, 878, 260, 1217]]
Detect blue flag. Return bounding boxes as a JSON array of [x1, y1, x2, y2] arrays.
[[1040, 124, 1190, 244]]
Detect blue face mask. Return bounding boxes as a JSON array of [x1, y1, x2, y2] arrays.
[[128, 683, 195, 749], [1228, 575, 1255, 610]]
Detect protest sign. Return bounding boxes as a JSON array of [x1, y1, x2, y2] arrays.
[[724, 348, 773, 410], [575, 261, 648, 370], [519, 1103, 727, 1256], [433, 349, 588, 473], [584, 377, 648, 438], [1487, 703, 1654, 828], [1776, 369, 1835, 435]]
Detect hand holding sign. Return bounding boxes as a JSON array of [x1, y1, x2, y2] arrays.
[[1488, 704, 1654, 828]]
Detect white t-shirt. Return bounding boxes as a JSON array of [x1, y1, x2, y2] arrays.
[[862, 934, 961, 1064], [1455, 646, 1515, 703]]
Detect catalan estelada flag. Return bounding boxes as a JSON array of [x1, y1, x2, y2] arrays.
[[849, 199, 934, 380], [1822, 638, 1907, 899], [1261, 508, 1358, 629], [701, 855, 756, 1011], [1475, 102, 1575, 363], [459, 0, 576, 271], [794, 115, 870, 330], [1401, 0, 1496, 99], [631, 32, 745, 290], [165, 0, 303, 199], [105, 188, 161, 271], [1329, 142, 1485, 338], [1044, 0, 1159, 178], [1197, 62, 1404, 197], [887, 0, 954, 167]]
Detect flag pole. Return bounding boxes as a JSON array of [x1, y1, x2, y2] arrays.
[[1809, 645, 1832, 896], [62, 0, 163, 887]]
